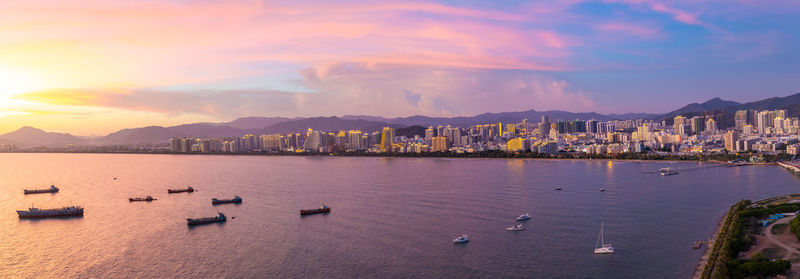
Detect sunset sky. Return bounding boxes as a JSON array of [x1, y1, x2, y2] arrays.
[[1, 0, 799, 135]]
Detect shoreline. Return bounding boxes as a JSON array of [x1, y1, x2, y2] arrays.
[[0, 150, 779, 165], [692, 211, 729, 279]]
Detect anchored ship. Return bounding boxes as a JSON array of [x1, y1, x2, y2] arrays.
[[660, 167, 679, 176], [17, 205, 83, 218], [167, 186, 194, 193], [187, 212, 227, 225], [300, 205, 331, 215], [129, 196, 156, 202], [212, 196, 242, 205], [23, 185, 59, 195]]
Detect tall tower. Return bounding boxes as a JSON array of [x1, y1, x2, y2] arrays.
[[380, 127, 395, 151]]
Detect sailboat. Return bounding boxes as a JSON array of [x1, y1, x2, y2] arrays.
[[594, 222, 615, 254]]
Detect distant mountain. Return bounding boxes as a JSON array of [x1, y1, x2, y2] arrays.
[[0, 126, 84, 147], [100, 126, 184, 145], [664, 97, 741, 117], [218, 117, 295, 130], [256, 117, 403, 134]]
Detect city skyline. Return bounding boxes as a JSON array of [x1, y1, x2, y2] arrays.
[[1, 1, 800, 135]]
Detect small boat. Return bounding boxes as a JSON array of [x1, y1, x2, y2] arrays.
[[506, 224, 525, 231], [594, 222, 615, 254], [453, 234, 469, 243], [187, 212, 227, 225], [659, 168, 679, 176], [693, 241, 703, 249], [17, 205, 83, 218], [600, 188, 606, 192], [212, 196, 242, 205], [23, 185, 59, 195], [300, 205, 331, 215], [168, 186, 194, 193], [516, 213, 531, 221], [129, 196, 156, 202], [555, 187, 563, 191]]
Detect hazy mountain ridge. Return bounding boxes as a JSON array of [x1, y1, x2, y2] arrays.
[[0, 126, 84, 147]]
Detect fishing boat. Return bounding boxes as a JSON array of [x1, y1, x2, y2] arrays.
[[17, 205, 83, 218], [453, 234, 469, 243], [594, 222, 615, 254], [187, 212, 227, 225], [129, 196, 156, 202], [23, 185, 59, 195], [167, 186, 194, 193], [506, 224, 525, 231], [300, 205, 331, 215], [659, 167, 679, 176], [212, 196, 242, 205], [516, 213, 531, 221]]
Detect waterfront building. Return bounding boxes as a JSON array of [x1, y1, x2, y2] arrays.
[[380, 127, 395, 151], [506, 138, 528, 152], [431, 136, 449, 152]]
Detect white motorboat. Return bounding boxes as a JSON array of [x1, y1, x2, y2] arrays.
[[453, 234, 469, 243], [516, 213, 531, 221], [594, 222, 615, 254], [506, 224, 525, 231]]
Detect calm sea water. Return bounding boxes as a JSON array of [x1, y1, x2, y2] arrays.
[[1, 153, 799, 278]]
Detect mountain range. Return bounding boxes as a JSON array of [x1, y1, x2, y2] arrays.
[[2, 92, 799, 147]]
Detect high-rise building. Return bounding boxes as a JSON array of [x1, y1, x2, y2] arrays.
[[520, 119, 528, 136], [431, 136, 449, 152], [380, 127, 395, 151], [724, 130, 738, 151], [347, 130, 364, 150], [705, 118, 717, 133], [424, 126, 434, 141], [735, 110, 749, 130], [690, 116, 705, 134], [304, 128, 322, 151], [673, 115, 686, 135], [538, 116, 550, 138]]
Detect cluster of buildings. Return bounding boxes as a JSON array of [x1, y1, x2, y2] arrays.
[[167, 109, 800, 157]]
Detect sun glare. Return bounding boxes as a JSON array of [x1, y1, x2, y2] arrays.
[[0, 66, 45, 98]]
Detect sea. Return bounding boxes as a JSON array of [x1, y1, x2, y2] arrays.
[[1, 153, 799, 278]]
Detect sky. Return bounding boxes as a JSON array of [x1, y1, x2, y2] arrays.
[[0, 0, 799, 135]]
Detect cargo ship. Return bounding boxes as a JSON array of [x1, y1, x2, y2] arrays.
[[129, 196, 156, 202], [23, 185, 59, 195], [17, 205, 83, 218], [187, 212, 226, 225], [300, 205, 330, 215], [167, 186, 194, 193], [212, 196, 242, 205]]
